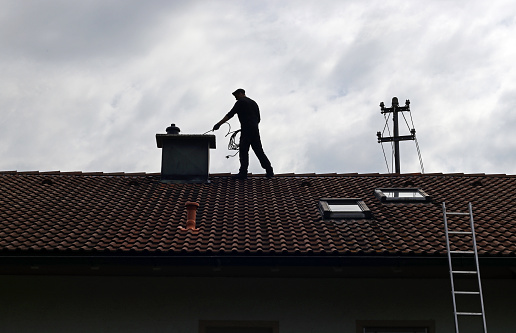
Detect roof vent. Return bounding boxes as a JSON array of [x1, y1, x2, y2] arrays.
[[179, 201, 200, 231], [403, 180, 415, 187], [156, 124, 216, 183], [471, 180, 483, 187]]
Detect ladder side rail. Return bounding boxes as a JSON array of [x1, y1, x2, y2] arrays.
[[468, 202, 488, 333], [443, 202, 460, 333]]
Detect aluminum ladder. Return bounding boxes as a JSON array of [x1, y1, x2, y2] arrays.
[[442, 202, 488, 333]]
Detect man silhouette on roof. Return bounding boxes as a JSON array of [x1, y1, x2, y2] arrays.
[[213, 88, 274, 179]]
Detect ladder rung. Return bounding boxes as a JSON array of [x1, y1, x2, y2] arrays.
[[446, 212, 470, 216], [450, 250, 474, 254], [457, 312, 483, 316], [452, 270, 478, 274], [454, 291, 480, 295], [448, 231, 473, 235]]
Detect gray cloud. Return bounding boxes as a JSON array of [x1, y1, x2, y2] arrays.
[[1, 0, 516, 175], [1, 1, 189, 63]]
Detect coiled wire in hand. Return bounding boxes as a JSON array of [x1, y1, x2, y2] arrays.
[[224, 123, 240, 158], [204, 123, 240, 158]]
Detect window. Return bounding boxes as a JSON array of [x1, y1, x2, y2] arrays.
[[199, 321, 279, 333], [356, 320, 435, 333], [319, 198, 372, 219], [374, 188, 431, 203]]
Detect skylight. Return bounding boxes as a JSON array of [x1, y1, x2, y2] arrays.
[[383, 190, 423, 198], [328, 204, 363, 212], [319, 198, 371, 219], [374, 188, 431, 203]]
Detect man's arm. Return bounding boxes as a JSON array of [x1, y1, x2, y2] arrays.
[[213, 114, 231, 131], [213, 101, 240, 130]]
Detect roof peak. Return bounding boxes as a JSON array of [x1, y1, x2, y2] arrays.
[[1, 170, 515, 178]]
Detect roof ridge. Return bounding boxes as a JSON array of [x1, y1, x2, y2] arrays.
[[1, 171, 515, 177], [0, 170, 160, 176]]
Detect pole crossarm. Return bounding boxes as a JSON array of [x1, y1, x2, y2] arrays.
[[376, 97, 415, 174], [381, 105, 410, 113], [377, 133, 415, 143]]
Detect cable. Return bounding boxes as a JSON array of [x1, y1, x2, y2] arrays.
[[380, 140, 391, 174], [382, 113, 395, 173], [401, 112, 412, 131], [407, 110, 425, 174], [225, 127, 241, 159], [225, 151, 239, 158], [415, 136, 425, 173], [225, 127, 240, 150], [206, 123, 242, 159]]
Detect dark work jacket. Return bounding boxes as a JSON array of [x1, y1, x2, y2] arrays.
[[225, 97, 261, 133]]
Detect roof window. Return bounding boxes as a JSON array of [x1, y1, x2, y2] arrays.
[[319, 198, 372, 219], [374, 188, 431, 203]]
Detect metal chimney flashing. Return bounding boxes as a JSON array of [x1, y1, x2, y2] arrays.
[[156, 132, 216, 184]]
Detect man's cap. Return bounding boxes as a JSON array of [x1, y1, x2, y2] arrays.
[[232, 88, 245, 96]]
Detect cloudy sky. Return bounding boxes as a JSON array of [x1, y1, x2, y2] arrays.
[[1, 0, 516, 175]]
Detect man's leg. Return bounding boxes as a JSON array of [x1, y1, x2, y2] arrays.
[[249, 132, 273, 177], [238, 133, 251, 176]]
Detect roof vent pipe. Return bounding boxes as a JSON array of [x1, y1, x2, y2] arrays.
[[180, 201, 200, 231]]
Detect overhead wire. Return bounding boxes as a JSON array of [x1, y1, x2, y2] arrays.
[[407, 110, 425, 174], [402, 109, 425, 173], [380, 137, 391, 174], [414, 137, 425, 173], [381, 112, 395, 173]]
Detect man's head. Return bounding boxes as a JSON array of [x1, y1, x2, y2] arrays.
[[232, 88, 246, 100]]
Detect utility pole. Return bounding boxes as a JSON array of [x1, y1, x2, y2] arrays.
[[377, 97, 416, 173]]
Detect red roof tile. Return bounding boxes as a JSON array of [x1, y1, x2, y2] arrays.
[[0, 171, 515, 257]]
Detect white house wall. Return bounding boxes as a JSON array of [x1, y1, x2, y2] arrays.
[[0, 275, 514, 333]]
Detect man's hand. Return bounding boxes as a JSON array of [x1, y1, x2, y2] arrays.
[[213, 123, 221, 131]]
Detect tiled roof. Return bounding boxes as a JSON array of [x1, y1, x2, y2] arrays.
[[1, 171, 515, 257]]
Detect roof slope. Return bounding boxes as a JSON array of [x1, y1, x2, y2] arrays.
[[1, 171, 515, 257]]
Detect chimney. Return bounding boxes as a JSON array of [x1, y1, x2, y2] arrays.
[[156, 124, 216, 183]]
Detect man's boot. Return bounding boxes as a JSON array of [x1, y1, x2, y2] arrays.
[[232, 173, 248, 180], [266, 167, 274, 179]]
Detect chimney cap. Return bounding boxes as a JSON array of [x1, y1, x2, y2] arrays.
[[166, 124, 180, 135]]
